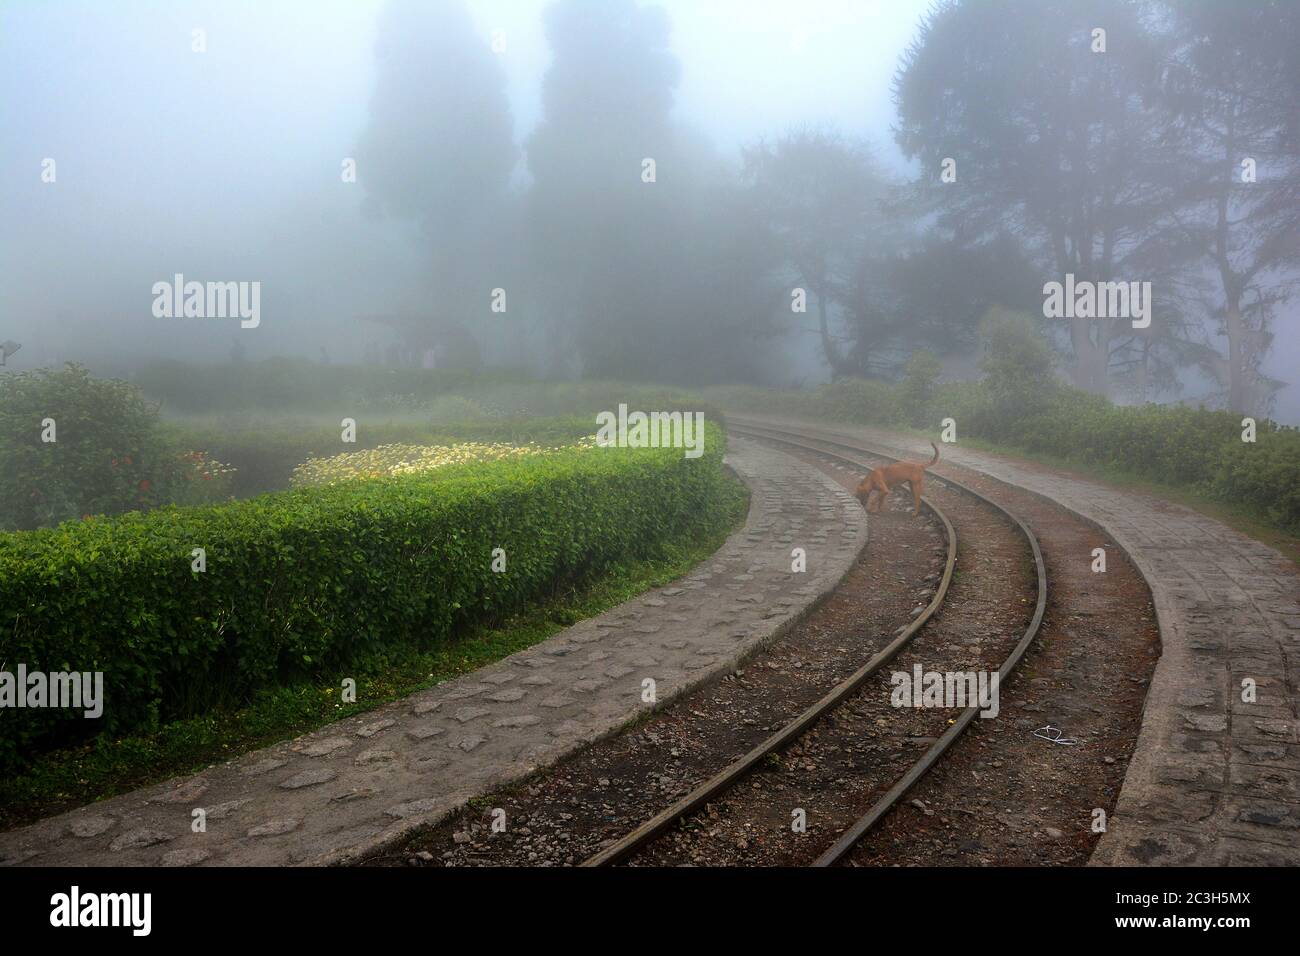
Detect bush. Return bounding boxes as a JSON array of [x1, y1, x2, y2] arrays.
[[0, 424, 730, 771], [900, 350, 942, 426], [813, 377, 906, 426], [1209, 426, 1300, 532], [977, 309, 1059, 426], [0, 365, 177, 530]]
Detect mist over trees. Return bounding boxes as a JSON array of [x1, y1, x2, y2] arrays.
[[522, 0, 780, 383], [347, 0, 1295, 415], [7, 0, 1291, 416], [1158, 0, 1300, 414], [891, 0, 1298, 413]]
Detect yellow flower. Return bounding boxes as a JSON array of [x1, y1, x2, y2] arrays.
[[290, 437, 597, 486]]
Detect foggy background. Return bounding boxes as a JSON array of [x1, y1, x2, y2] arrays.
[[2, 0, 1296, 420]]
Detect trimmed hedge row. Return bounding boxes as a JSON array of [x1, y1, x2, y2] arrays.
[[0, 423, 728, 771]]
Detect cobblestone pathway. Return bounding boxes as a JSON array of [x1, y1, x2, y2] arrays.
[[0, 439, 866, 866], [739, 416, 1300, 866]]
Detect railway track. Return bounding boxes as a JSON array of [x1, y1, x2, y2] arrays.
[[582, 419, 1047, 867]]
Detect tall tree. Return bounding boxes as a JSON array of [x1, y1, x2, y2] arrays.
[[356, 0, 516, 325], [741, 128, 888, 378], [526, 0, 777, 382], [893, 0, 1189, 396], [1159, 0, 1300, 414]]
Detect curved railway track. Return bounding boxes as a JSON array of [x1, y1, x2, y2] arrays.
[[581, 419, 1047, 867]]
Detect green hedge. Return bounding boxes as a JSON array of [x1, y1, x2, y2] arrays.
[[0, 423, 728, 771], [974, 392, 1300, 530]]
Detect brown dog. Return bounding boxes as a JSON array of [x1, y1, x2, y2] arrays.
[[855, 442, 940, 516]]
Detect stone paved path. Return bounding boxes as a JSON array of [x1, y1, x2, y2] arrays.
[[737, 416, 1300, 866], [0, 439, 866, 866]]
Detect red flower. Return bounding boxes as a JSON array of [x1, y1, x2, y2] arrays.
[[138, 478, 151, 492]]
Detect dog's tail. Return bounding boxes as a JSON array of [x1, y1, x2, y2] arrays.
[[925, 441, 940, 468]]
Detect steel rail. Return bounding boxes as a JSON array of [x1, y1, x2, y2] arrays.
[[723, 418, 1048, 867], [579, 436, 958, 867]]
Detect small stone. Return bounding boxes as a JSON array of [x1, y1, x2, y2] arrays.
[[203, 799, 251, 821], [68, 816, 115, 838], [240, 757, 288, 776], [247, 818, 301, 837], [109, 828, 173, 851], [296, 737, 352, 757], [280, 767, 338, 789], [148, 778, 210, 803], [386, 799, 439, 819], [160, 847, 211, 867], [493, 715, 542, 728], [355, 719, 396, 738], [331, 788, 379, 803], [354, 749, 397, 765], [406, 724, 445, 741]]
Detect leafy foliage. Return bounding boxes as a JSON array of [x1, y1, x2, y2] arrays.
[[0, 424, 729, 771], [899, 350, 942, 426], [976, 310, 1058, 427], [0, 365, 197, 530]]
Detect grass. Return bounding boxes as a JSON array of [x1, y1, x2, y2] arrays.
[[0, 474, 750, 830]]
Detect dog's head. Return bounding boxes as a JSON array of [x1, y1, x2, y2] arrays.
[[853, 478, 872, 509]]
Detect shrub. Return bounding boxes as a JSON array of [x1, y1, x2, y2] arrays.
[[1208, 424, 1300, 532], [814, 377, 905, 426], [0, 423, 730, 770], [900, 350, 942, 426], [0, 365, 177, 530], [977, 309, 1059, 426]]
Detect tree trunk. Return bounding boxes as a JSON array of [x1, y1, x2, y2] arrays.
[[816, 289, 848, 379], [1067, 317, 1110, 394]]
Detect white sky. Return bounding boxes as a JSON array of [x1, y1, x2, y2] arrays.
[[1, 0, 1294, 419]]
